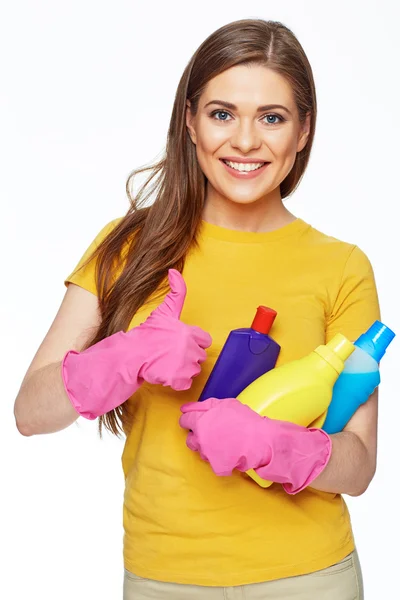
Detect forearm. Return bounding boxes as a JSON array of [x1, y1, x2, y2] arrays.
[[310, 430, 376, 496], [14, 361, 80, 436]]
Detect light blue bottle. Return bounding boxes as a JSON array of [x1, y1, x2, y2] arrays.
[[322, 321, 395, 434]]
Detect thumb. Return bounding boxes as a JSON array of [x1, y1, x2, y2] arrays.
[[154, 269, 187, 319]]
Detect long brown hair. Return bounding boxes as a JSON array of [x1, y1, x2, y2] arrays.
[[78, 18, 318, 438]]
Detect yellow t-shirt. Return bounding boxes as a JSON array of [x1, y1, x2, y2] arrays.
[[65, 216, 380, 586]]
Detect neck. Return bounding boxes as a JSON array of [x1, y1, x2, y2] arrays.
[[202, 185, 297, 233]]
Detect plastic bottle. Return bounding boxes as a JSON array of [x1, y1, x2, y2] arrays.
[[198, 306, 280, 402], [322, 321, 395, 434], [236, 333, 355, 488]]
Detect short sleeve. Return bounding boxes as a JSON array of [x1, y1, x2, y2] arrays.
[[64, 218, 122, 296], [326, 245, 381, 343]]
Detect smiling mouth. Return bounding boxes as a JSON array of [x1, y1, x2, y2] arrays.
[[220, 159, 269, 172]]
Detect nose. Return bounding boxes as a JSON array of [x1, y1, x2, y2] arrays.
[[230, 118, 262, 154]]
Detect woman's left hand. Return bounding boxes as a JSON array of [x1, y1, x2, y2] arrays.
[[179, 397, 271, 476], [179, 397, 332, 494]]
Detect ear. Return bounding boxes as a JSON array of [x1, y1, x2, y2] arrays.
[[186, 100, 197, 145], [297, 111, 311, 153]]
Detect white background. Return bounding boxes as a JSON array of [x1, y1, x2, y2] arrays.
[[1, 1, 399, 598]]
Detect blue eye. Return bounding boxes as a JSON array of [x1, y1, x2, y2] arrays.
[[211, 110, 231, 121], [210, 110, 285, 125], [264, 114, 283, 125]]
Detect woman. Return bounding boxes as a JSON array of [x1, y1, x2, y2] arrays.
[[14, 18, 378, 599]]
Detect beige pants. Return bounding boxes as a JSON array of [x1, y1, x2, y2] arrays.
[[123, 550, 363, 599]]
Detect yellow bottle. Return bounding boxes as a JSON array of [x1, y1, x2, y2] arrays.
[[236, 333, 355, 488]]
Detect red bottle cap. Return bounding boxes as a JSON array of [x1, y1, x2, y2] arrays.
[[251, 306, 277, 334]]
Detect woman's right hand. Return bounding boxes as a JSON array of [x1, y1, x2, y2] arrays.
[[62, 269, 212, 420], [135, 269, 212, 389]]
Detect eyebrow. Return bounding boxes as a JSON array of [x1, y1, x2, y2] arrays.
[[203, 100, 292, 115]]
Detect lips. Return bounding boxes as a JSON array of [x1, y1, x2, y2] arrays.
[[220, 159, 271, 179], [221, 159, 268, 167], [220, 157, 270, 164]]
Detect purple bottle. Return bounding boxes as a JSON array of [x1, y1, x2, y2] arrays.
[[198, 306, 280, 401]]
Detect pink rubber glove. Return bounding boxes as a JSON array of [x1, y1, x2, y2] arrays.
[[179, 398, 332, 494], [62, 269, 212, 420]]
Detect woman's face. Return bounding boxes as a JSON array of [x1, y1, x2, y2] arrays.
[[186, 64, 311, 206]]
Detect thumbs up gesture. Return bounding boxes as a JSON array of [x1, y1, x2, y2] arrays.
[[61, 269, 212, 420], [135, 269, 212, 390]]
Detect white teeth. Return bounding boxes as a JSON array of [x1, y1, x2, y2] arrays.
[[224, 160, 265, 172]]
